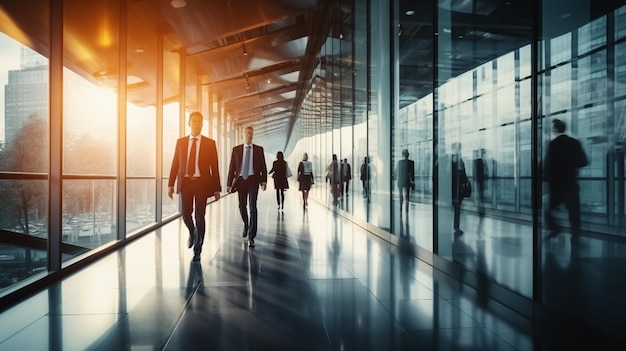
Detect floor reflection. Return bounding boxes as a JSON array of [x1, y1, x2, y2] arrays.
[[0, 182, 624, 349]]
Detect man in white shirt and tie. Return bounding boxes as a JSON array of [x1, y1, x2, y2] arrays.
[[168, 112, 221, 261], [227, 126, 268, 247]]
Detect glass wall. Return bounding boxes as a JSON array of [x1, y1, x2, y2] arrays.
[[539, 0, 626, 338], [294, 0, 626, 341], [0, 0, 187, 294], [394, 0, 435, 250], [0, 28, 50, 291], [434, 0, 534, 298], [126, 7, 157, 235], [62, 0, 119, 256], [352, 0, 368, 222]]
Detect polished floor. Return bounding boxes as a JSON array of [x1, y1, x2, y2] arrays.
[[0, 187, 625, 350]]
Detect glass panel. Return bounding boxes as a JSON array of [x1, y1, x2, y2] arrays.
[[367, 0, 391, 230], [163, 103, 180, 218], [540, 0, 626, 340], [62, 0, 119, 261], [352, 0, 368, 221], [436, 0, 533, 298], [126, 7, 157, 232], [0, 0, 50, 292], [394, 1, 434, 250], [340, 2, 354, 212], [62, 180, 116, 250], [126, 179, 155, 233]]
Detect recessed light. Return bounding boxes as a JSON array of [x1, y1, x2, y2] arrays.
[[170, 0, 187, 8], [406, 10, 415, 16]]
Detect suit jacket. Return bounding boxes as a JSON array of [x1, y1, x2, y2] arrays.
[[395, 158, 415, 188], [544, 134, 588, 195], [340, 163, 352, 181], [269, 159, 289, 189], [168, 135, 221, 194], [227, 144, 268, 189]]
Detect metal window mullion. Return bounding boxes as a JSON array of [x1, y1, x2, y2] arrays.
[[48, 0, 63, 272], [117, 1, 128, 239]]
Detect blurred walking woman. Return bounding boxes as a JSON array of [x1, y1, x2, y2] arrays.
[[297, 153, 314, 209], [269, 151, 289, 210]]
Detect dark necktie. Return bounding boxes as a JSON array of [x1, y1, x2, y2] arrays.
[[242, 146, 251, 179], [187, 138, 197, 176]]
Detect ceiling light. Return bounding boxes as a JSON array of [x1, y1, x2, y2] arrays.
[[406, 10, 415, 16], [242, 42, 248, 56], [170, 0, 187, 8]]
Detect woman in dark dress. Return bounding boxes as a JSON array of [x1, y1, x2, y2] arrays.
[[297, 152, 314, 209], [269, 151, 289, 210]]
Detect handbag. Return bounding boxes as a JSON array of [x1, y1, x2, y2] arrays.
[[461, 179, 472, 198], [286, 165, 293, 178]]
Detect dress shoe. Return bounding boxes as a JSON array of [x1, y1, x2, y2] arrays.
[[187, 228, 196, 248], [454, 228, 464, 235], [242, 227, 248, 238], [248, 239, 255, 248]]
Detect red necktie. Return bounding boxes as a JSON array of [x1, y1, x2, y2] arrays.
[[187, 138, 197, 176]]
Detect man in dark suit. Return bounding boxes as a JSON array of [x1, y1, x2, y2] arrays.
[[395, 149, 415, 211], [168, 111, 221, 261], [543, 118, 588, 244], [340, 158, 352, 198], [227, 126, 268, 247]]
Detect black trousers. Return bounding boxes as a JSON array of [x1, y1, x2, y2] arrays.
[[180, 178, 210, 255], [236, 176, 260, 239], [544, 188, 582, 237]]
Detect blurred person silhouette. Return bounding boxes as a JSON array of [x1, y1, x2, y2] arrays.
[[451, 143, 470, 235], [395, 149, 415, 212], [473, 148, 488, 235], [326, 154, 341, 205], [167, 111, 221, 262], [297, 152, 314, 209], [340, 158, 352, 198], [360, 156, 370, 198], [268, 151, 290, 211], [226, 126, 268, 248], [543, 118, 588, 246]]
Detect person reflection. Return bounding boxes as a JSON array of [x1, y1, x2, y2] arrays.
[[474, 239, 489, 307], [241, 245, 259, 311], [451, 143, 469, 235], [397, 215, 415, 299], [473, 148, 488, 235], [395, 149, 415, 212], [326, 154, 341, 205], [185, 260, 204, 300], [273, 210, 287, 261], [360, 156, 370, 199], [330, 212, 341, 276], [543, 119, 588, 248], [340, 158, 352, 199]]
